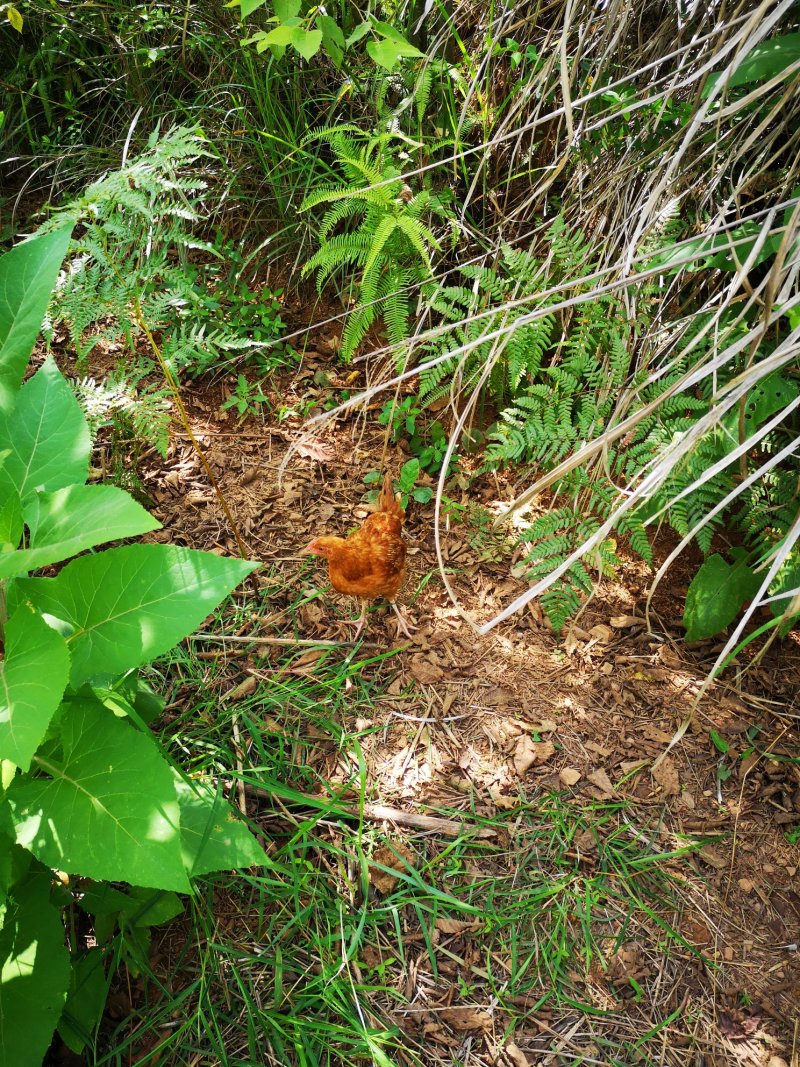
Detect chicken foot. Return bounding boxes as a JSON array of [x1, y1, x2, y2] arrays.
[[341, 599, 415, 641], [341, 599, 368, 640], [389, 599, 416, 640]]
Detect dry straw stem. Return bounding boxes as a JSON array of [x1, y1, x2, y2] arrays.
[[283, 1, 799, 657]]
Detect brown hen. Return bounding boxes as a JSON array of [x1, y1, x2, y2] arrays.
[[301, 473, 414, 638]]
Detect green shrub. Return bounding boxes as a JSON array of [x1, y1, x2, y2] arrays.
[[0, 227, 264, 1065], [299, 127, 457, 360]]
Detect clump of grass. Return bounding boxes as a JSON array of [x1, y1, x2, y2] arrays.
[[97, 587, 709, 1065]]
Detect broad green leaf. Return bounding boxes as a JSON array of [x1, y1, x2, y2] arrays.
[[13, 544, 258, 686], [370, 20, 424, 53], [6, 6, 23, 32], [317, 13, 345, 48], [0, 839, 31, 915], [683, 551, 761, 640], [648, 223, 781, 274], [240, 0, 269, 16], [366, 38, 408, 70], [709, 729, 730, 754], [399, 457, 420, 491], [274, 0, 302, 19], [345, 20, 371, 48], [0, 226, 72, 414], [175, 775, 268, 876], [0, 356, 90, 504], [721, 372, 800, 439], [0, 488, 21, 548], [94, 675, 165, 727], [0, 872, 71, 1067], [78, 883, 183, 926], [703, 32, 800, 98], [290, 26, 322, 60], [57, 950, 108, 1055], [258, 23, 296, 46], [9, 700, 190, 890], [0, 604, 70, 770], [0, 485, 160, 579]]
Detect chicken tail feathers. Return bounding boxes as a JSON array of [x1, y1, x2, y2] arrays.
[[378, 472, 404, 522]]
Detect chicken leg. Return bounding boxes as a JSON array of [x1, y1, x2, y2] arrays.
[[342, 599, 368, 640], [389, 599, 415, 639]]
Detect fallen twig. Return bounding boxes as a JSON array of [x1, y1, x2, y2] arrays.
[[245, 783, 495, 839]]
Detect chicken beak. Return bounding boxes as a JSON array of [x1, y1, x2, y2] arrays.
[[299, 541, 317, 556]]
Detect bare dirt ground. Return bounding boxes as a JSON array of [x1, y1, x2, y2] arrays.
[[55, 332, 800, 1066]]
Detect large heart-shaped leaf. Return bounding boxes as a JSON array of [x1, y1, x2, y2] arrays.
[[0, 356, 90, 504], [0, 225, 73, 414], [683, 550, 761, 641], [12, 544, 258, 685], [175, 774, 268, 877], [0, 871, 71, 1067], [9, 700, 190, 891], [0, 603, 70, 770], [0, 485, 161, 579]]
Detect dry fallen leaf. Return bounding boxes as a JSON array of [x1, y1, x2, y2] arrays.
[[369, 841, 416, 895], [560, 768, 582, 787], [435, 917, 482, 936], [699, 844, 729, 870], [513, 736, 538, 776], [504, 1041, 531, 1067], [410, 655, 445, 685], [440, 1007, 493, 1031], [588, 624, 613, 643], [620, 758, 648, 775], [610, 615, 642, 629], [296, 437, 334, 462], [651, 756, 680, 796], [587, 767, 616, 796], [226, 676, 257, 702]]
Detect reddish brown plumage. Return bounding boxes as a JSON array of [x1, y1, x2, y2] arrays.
[[302, 473, 413, 636]]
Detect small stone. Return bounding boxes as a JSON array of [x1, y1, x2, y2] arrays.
[[723, 946, 734, 961], [767, 1057, 789, 1067], [738, 878, 755, 893]]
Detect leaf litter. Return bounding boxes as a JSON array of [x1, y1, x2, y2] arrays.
[[89, 346, 800, 1066]]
